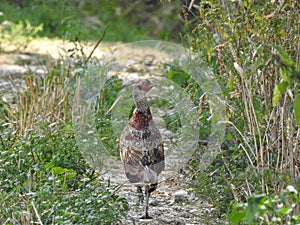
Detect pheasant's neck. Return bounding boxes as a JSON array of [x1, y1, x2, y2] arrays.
[[136, 98, 150, 113]]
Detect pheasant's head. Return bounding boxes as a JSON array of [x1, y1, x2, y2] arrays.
[[133, 79, 154, 102], [136, 79, 154, 92]]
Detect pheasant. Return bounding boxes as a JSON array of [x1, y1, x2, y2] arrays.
[[120, 79, 164, 219]]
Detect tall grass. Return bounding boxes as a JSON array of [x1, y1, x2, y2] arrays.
[[6, 61, 73, 135], [185, 0, 300, 220]]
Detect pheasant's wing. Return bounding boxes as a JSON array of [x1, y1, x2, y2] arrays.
[[120, 124, 144, 183], [149, 141, 164, 176], [120, 144, 142, 175], [120, 119, 165, 184]]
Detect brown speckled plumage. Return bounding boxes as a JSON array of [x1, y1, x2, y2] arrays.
[[120, 79, 164, 219]]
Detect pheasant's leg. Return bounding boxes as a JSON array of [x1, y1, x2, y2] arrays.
[[137, 186, 144, 203], [140, 185, 152, 219]]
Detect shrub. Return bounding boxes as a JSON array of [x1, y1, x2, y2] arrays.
[[230, 185, 300, 224], [0, 122, 128, 224]]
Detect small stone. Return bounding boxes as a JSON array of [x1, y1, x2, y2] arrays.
[[170, 219, 186, 225], [150, 199, 159, 206], [171, 189, 188, 204], [188, 191, 196, 201], [179, 211, 191, 218], [160, 218, 186, 225]]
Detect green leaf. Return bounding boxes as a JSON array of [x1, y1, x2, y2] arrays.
[[52, 167, 67, 176], [277, 81, 289, 93], [273, 81, 289, 106], [279, 67, 290, 83], [276, 46, 296, 69], [167, 68, 190, 87], [65, 170, 77, 179], [278, 207, 292, 216], [226, 132, 233, 141], [52, 167, 77, 178], [294, 93, 300, 125], [45, 162, 54, 169], [246, 194, 266, 223], [230, 210, 246, 224], [246, 203, 257, 223]]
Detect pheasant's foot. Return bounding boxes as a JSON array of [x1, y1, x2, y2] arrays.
[[139, 214, 152, 219], [137, 186, 144, 203], [138, 194, 144, 204]]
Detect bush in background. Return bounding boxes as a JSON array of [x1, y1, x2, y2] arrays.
[[0, 0, 184, 42]]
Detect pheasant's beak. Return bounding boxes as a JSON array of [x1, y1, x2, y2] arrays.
[[149, 82, 155, 90], [144, 80, 155, 92], [147, 83, 160, 96]]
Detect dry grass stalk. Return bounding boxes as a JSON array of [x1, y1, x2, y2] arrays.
[[7, 70, 72, 135], [217, 0, 300, 196]]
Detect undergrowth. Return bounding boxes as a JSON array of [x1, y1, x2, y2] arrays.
[[0, 40, 128, 224], [181, 0, 300, 224]]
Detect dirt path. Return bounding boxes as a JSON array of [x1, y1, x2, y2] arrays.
[[105, 155, 218, 225], [0, 39, 114, 103], [0, 39, 223, 225]]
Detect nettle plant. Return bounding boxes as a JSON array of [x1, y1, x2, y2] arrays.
[[230, 185, 300, 224]]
